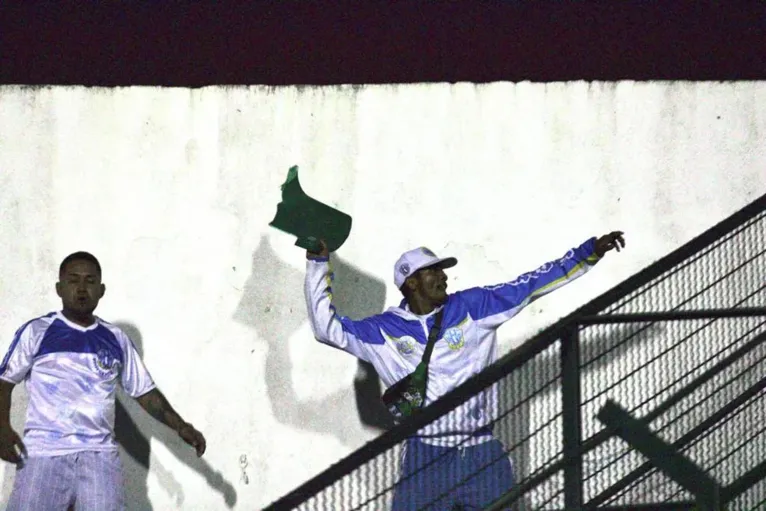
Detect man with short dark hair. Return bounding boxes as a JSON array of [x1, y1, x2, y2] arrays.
[[304, 232, 625, 510], [0, 251, 206, 511]]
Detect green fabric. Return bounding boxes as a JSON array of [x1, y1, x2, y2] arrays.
[[268, 165, 353, 252], [411, 362, 427, 389]]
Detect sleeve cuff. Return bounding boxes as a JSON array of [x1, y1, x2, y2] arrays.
[[130, 382, 158, 399], [0, 375, 20, 385]]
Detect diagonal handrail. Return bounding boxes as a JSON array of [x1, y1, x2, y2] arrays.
[[585, 350, 766, 507], [595, 400, 723, 510], [722, 456, 766, 503]]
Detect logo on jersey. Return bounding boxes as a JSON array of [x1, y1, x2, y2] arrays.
[[443, 327, 465, 351], [536, 262, 554, 273], [394, 336, 416, 356], [94, 348, 121, 378]]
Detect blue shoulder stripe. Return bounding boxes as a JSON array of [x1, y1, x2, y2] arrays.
[[0, 312, 57, 375], [455, 238, 598, 321], [349, 300, 471, 346], [335, 311, 431, 346], [335, 315, 387, 345], [35, 321, 124, 364]]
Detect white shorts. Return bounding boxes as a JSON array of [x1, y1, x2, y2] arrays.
[[6, 450, 125, 511]]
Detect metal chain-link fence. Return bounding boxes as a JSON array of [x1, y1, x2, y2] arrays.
[[581, 209, 766, 509]]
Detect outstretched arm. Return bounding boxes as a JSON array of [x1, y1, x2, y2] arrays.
[[136, 389, 206, 457], [304, 240, 383, 362], [461, 231, 625, 330]]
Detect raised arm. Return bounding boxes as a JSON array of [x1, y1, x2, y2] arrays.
[[304, 241, 382, 362], [459, 232, 625, 330]]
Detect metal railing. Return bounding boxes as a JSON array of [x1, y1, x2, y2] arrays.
[[485, 310, 766, 511], [263, 192, 766, 511]]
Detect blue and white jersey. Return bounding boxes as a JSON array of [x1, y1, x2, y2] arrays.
[[0, 311, 156, 456], [305, 237, 602, 447]]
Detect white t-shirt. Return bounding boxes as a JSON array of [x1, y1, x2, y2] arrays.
[[0, 311, 156, 456]]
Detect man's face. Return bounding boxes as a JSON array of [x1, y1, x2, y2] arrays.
[[56, 259, 105, 315], [412, 265, 449, 305]]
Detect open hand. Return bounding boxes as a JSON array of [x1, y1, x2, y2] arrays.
[[595, 231, 626, 257], [0, 425, 26, 464], [178, 423, 206, 457]]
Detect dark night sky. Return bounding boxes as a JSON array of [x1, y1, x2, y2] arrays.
[[1, 2, 763, 86]]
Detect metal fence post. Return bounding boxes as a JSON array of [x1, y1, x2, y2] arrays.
[[560, 323, 583, 510], [597, 400, 724, 511]]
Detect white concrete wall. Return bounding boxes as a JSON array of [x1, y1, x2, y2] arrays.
[[0, 81, 764, 510]]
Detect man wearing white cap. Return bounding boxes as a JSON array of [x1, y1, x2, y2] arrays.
[[304, 231, 625, 510]]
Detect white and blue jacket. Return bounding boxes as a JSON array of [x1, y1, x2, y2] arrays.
[[305, 237, 602, 447]]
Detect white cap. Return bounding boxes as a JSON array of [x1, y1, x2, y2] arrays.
[[393, 247, 458, 289]]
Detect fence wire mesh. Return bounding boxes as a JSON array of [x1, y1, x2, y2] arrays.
[[292, 340, 565, 511], [268, 200, 766, 511], [730, 475, 766, 511], [582, 209, 766, 508]]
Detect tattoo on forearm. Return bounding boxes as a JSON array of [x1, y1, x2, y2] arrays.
[[141, 391, 184, 430]]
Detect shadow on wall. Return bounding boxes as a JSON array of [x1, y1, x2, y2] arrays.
[[233, 235, 393, 451], [113, 322, 238, 511]]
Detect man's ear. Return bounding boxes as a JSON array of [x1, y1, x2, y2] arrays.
[[55, 281, 63, 298], [99, 283, 106, 298]]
